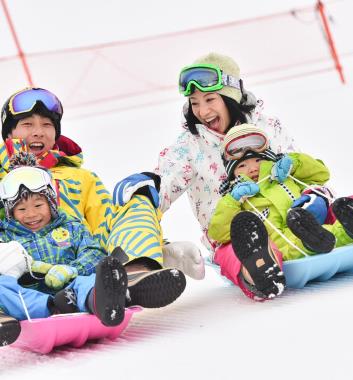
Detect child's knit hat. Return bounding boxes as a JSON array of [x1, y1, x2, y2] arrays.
[[1, 152, 58, 220]]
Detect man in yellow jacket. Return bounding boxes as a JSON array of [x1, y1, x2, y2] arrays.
[[0, 87, 186, 309]]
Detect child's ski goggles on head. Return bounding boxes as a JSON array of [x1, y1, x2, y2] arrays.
[[8, 88, 63, 118], [222, 124, 270, 161], [0, 166, 56, 202], [179, 64, 241, 96]]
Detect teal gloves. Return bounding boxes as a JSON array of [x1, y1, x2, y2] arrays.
[[231, 182, 260, 202], [45, 265, 78, 290], [271, 155, 293, 183]]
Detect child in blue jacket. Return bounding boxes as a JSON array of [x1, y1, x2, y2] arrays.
[[0, 154, 128, 346]]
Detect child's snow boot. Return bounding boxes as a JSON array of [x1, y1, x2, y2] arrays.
[[126, 268, 186, 308], [53, 288, 79, 314], [332, 197, 353, 238], [0, 309, 21, 346], [287, 207, 335, 253], [87, 256, 128, 327], [230, 211, 286, 299]]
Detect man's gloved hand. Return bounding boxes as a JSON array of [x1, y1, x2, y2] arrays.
[[0, 241, 32, 279], [113, 172, 160, 208], [291, 194, 328, 224], [162, 241, 205, 280], [45, 265, 78, 290], [271, 155, 293, 183], [230, 182, 260, 202]]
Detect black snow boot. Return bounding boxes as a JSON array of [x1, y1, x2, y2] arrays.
[[87, 256, 128, 327], [0, 310, 21, 346], [230, 211, 286, 299], [287, 207, 335, 253], [53, 288, 79, 314], [126, 268, 186, 308], [332, 197, 353, 238]]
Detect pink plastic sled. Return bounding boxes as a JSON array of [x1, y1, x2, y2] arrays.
[[11, 306, 141, 354]]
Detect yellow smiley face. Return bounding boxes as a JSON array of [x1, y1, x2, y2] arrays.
[[51, 227, 70, 243]]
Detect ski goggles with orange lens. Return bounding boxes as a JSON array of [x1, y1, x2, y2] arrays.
[[179, 64, 241, 96], [223, 125, 270, 161], [0, 166, 56, 202], [8, 88, 63, 117]]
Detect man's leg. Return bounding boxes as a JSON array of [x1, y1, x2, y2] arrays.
[[106, 194, 163, 268]]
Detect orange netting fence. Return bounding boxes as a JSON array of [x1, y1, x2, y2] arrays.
[[0, 0, 349, 119]]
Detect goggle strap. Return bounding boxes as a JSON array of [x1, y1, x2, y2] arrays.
[[221, 73, 241, 90]]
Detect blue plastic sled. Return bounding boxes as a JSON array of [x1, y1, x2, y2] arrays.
[[283, 244, 353, 288]]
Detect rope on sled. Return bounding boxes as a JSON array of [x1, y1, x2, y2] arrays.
[[245, 198, 309, 257], [256, 174, 335, 203], [288, 175, 335, 203], [242, 173, 337, 257], [18, 290, 32, 322]]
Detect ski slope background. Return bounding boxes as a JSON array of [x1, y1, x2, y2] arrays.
[[1, 1, 353, 379]]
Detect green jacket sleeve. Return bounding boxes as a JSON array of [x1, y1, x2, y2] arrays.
[[289, 153, 330, 186], [208, 193, 242, 244]]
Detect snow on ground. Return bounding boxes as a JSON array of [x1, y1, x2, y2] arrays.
[[1, 1, 353, 379], [2, 266, 353, 380]]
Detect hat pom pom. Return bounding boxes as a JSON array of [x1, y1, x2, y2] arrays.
[[9, 151, 37, 171]]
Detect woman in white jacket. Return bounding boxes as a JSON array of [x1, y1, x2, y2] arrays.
[[154, 52, 298, 299], [114, 52, 300, 298]]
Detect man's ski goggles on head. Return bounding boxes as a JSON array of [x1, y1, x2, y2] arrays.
[[223, 124, 270, 161], [0, 166, 55, 202], [8, 88, 63, 118], [179, 64, 241, 96]]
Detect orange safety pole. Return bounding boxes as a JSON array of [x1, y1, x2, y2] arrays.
[[317, 0, 345, 84], [1, 0, 34, 86]]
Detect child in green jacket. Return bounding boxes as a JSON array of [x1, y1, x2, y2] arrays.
[[208, 124, 353, 299]]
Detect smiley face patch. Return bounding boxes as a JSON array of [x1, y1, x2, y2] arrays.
[[51, 227, 71, 247]]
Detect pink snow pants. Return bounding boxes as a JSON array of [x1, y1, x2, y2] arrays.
[[214, 242, 283, 301]]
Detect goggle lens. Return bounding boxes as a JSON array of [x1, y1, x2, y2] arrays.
[[0, 167, 54, 201], [179, 67, 220, 94], [9, 88, 63, 116], [225, 134, 268, 160]]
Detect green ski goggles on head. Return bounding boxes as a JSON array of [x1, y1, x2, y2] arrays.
[[178, 63, 240, 96]]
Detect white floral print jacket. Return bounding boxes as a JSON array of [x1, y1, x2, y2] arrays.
[[155, 98, 297, 252]]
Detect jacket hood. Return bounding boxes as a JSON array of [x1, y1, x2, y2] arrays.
[[0, 209, 72, 237]]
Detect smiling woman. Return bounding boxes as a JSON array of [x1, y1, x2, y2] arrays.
[[188, 91, 231, 134], [154, 52, 298, 300]]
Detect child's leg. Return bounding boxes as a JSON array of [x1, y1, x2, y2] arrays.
[[230, 212, 286, 299], [287, 207, 335, 253], [0, 275, 53, 346], [332, 197, 353, 238], [214, 217, 285, 300], [325, 195, 353, 225], [0, 275, 51, 320], [55, 257, 128, 327]]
